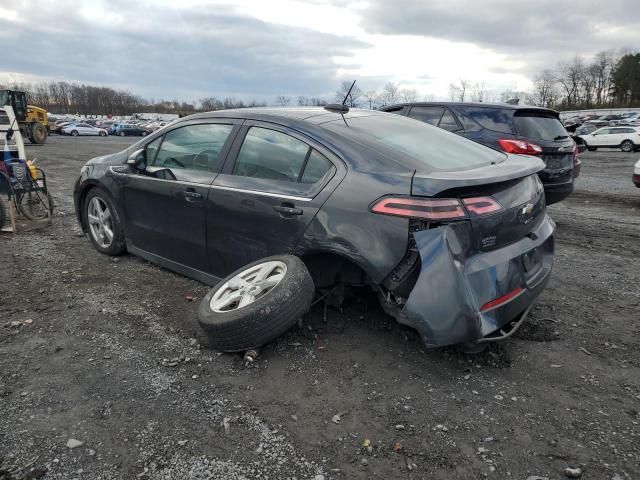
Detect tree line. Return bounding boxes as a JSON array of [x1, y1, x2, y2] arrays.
[[3, 50, 639, 116]]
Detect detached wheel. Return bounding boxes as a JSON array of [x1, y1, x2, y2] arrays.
[[621, 140, 634, 152], [83, 189, 125, 255], [30, 122, 47, 144], [198, 255, 315, 352]]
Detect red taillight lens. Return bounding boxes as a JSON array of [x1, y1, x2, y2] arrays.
[[462, 196, 503, 216], [370, 197, 467, 221], [480, 287, 524, 312], [497, 139, 543, 155]]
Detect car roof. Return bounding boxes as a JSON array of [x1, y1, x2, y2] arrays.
[[186, 106, 381, 125], [382, 101, 559, 114]]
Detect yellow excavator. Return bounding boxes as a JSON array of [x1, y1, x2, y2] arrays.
[[0, 90, 48, 144]]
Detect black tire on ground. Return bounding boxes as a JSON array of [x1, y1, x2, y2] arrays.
[[99, 131, 106, 137], [83, 188, 126, 256], [71, 130, 79, 137], [0, 196, 6, 229], [198, 255, 315, 352], [141, 131, 148, 136], [119, 131, 125, 137], [30, 122, 47, 144], [621, 140, 634, 152]]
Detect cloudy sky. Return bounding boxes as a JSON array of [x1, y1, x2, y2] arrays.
[[0, 0, 637, 102]]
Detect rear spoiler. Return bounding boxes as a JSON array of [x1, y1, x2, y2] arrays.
[[411, 154, 545, 197]]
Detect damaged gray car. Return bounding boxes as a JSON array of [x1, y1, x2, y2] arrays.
[[74, 106, 554, 352]]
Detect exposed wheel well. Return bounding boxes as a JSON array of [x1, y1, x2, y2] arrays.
[[300, 252, 372, 289]]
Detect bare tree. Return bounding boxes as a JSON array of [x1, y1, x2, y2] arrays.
[[399, 88, 419, 103], [448, 79, 470, 102], [380, 82, 400, 106], [531, 70, 556, 107], [556, 56, 584, 107], [471, 81, 486, 102], [423, 93, 435, 102], [364, 90, 379, 109], [592, 50, 615, 105], [275, 95, 291, 107]]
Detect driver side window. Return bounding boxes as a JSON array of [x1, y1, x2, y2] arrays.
[[151, 124, 234, 172]]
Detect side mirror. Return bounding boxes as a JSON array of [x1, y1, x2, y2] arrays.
[[127, 148, 146, 171]]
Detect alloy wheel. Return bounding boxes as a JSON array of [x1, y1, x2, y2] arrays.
[[87, 197, 114, 249], [209, 261, 287, 312]]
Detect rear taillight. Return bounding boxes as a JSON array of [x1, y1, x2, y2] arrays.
[[497, 139, 543, 155], [370, 197, 466, 221], [462, 196, 503, 216], [370, 195, 503, 220]]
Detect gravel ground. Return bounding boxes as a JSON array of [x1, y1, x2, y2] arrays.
[[1, 136, 639, 480]]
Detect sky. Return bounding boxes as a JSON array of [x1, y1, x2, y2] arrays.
[[0, 0, 638, 103]]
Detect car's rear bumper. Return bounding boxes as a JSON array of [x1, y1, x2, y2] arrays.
[[399, 214, 555, 348], [542, 178, 574, 205]]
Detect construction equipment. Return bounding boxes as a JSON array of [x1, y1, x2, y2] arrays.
[[0, 90, 49, 144]]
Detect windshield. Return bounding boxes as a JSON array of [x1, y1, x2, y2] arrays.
[[514, 112, 568, 140], [323, 113, 506, 171]]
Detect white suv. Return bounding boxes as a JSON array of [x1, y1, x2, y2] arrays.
[[579, 126, 640, 152]]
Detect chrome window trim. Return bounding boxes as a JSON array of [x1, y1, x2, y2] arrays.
[[210, 184, 313, 202]]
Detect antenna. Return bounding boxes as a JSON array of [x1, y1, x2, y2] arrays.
[[342, 80, 357, 106]]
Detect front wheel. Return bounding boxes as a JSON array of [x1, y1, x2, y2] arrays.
[[71, 130, 79, 137], [621, 140, 634, 152], [141, 131, 148, 136], [118, 131, 125, 137], [30, 122, 47, 144], [99, 131, 106, 137], [84, 189, 125, 255], [198, 255, 315, 352]]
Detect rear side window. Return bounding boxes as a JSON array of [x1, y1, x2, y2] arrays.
[[324, 114, 505, 170], [408, 106, 444, 125], [233, 127, 335, 185], [464, 107, 513, 134], [153, 123, 234, 172], [439, 109, 461, 132], [513, 111, 568, 140]]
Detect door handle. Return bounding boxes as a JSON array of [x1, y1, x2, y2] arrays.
[[183, 189, 202, 202], [273, 203, 303, 216]]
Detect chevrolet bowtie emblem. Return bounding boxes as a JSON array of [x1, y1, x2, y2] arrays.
[[521, 203, 534, 215]]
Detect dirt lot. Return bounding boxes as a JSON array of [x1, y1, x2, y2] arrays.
[[1, 136, 639, 480]]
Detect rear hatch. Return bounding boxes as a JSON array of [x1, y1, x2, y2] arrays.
[[512, 109, 575, 184], [411, 155, 546, 253]]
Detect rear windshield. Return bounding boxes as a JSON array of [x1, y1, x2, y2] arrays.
[[513, 112, 568, 140], [323, 113, 506, 171]]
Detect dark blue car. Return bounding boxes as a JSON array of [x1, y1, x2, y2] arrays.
[[381, 102, 579, 204]]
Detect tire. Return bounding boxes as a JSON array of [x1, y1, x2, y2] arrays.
[[71, 130, 79, 137], [99, 131, 106, 137], [118, 131, 125, 137], [621, 140, 634, 152], [198, 255, 315, 352], [17, 190, 54, 221], [83, 188, 126, 256], [141, 131, 148, 136], [30, 122, 47, 144], [587, 146, 597, 151]]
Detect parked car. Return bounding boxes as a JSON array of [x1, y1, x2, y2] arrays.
[[634, 158, 640, 187], [73, 107, 555, 352], [578, 126, 640, 152], [381, 102, 578, 204], [113, 124, 148, 137], [51, 121, 72, 134], [574, 123, 599, 136], [62, 123, 108, 136]]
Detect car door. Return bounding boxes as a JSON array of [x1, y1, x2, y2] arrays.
[[207, 122, 346, 277], [592, 128, 610, 146], [120, 120, 241, 273]]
